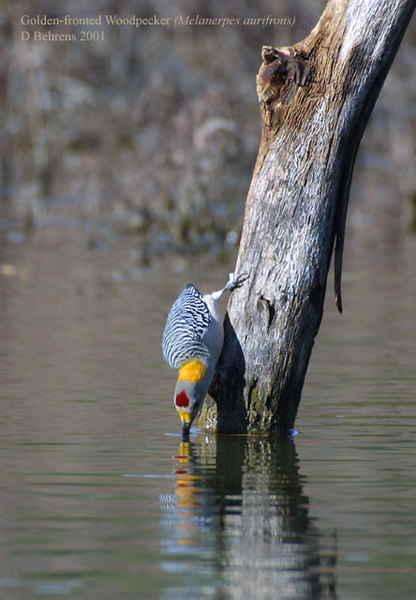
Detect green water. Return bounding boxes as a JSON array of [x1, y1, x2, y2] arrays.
[[0, 229, 415, 599]]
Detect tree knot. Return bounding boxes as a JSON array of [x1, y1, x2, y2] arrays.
[[256, 45, 311, 111]]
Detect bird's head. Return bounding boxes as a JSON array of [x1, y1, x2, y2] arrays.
[[174, 358, 210, 437]]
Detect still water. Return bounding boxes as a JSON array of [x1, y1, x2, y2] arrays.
[[0, 227, 415, 599]]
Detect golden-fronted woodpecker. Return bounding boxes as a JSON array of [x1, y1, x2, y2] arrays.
[[162, 273, 247, 436]]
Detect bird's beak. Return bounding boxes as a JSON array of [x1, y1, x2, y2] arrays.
[[182, 420, 191, 439], [178, 410, 191, 438]]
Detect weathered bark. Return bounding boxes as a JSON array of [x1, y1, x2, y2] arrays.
[[209, 0, 415, 433]]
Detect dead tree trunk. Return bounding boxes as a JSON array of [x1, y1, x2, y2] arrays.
[[209, 0, 415, 434]]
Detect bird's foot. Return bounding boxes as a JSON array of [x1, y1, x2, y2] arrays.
[[210, 273, 249, 301], [225, 272, 249, 292]]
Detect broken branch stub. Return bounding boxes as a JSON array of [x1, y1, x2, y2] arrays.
[[256, 45, 312, 113]]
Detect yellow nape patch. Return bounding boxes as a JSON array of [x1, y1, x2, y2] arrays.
[[178, 358, 207, 384]]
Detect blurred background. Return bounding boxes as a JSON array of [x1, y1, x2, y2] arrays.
[[1, 0, 415, 261], [1, 3, 416, 599]]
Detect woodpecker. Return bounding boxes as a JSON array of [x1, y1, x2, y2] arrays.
[[162, 272, 247, 437]]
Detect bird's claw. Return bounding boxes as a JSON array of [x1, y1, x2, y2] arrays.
[[226, 272, 249, 291]]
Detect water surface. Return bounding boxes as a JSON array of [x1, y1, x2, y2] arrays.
[[0, 229, 415, 599]]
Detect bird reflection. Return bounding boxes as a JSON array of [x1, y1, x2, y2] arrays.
[[174, 442, 200, 511], [160, 435, 337, 599]]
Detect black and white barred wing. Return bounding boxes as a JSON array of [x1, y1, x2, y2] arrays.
[[162, 284, 211, 369]]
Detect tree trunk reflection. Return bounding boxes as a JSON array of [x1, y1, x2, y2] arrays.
[[161, 436, 337, 599]]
